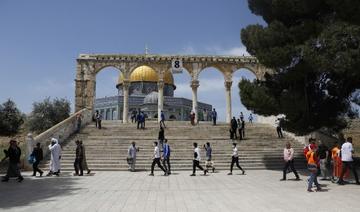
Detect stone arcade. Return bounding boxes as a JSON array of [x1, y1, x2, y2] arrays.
[[93, 65, 212, 121], [75, 53, 272, 123]]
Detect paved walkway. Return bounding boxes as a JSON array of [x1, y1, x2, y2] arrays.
[[0, 170, 359, 212]]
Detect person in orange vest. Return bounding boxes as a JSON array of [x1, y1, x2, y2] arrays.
[[306, 146, 321, 192]]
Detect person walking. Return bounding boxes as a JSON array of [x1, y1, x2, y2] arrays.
[[74, 140, 84, 176], [228, 143, 245, 175], [190, 142, 208, 176], [237, 118, 243, 140], [275, 118, 283, 138], [280, 142, 300, 181], [75, 113, 82, 133], [149, 141, 167, 176], [240, 118, 245, 138], [31, 142, 44, 177], [160, 110, 166, 128], [248, 113, 253, 123], [231, 117, 238, 139], [162, 139, 171, 175], [190, 111, 196, 126], [306, 146, 321, 192], [95, 110, 102, 129], [136, 112, 142, 129], [80, 140, 91, 174], [1, 140, 24, 182], [127, 142, 139, 172], [204, 142, 215, 173], [318, 140, 330, 180], [240, 112, 244, 121], [212, 108, 217, 125], [47, 138, 62, 176], [338, 137, 360, 185], [141, 112, 146, 129], [158, 126, 165, 150]]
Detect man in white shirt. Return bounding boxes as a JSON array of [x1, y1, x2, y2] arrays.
[[338, 137, 359, 185], [280, 142, 300, 181], [228, 143, 245, 175], [149, 141, 167, 176], [190, 143, 208, 176], [127, 142, 139, 172]]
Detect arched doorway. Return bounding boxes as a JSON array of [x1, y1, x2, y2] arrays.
[[232, 68, 257, 122], [94, 66, 122, 120], [197, 67, 226, 122]]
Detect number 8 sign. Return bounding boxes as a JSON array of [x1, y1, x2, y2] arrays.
[[172, 59, 183, 74]]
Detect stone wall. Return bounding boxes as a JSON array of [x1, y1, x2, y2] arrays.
[[257, 115, 307, 145], [25, 109, 93, 170]]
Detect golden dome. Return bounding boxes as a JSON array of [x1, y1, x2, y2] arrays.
[[117, 65, 174, 85]]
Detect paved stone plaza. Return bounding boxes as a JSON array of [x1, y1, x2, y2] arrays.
[[0, 170, 359, 212]]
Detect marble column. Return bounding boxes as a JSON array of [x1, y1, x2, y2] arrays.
[[225, 81, 232, 123], [122, 80, 130, 123], [157, 81, 164, 122], [191, 80, 200, 122]]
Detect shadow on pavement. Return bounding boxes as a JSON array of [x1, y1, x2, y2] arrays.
[[0, 173, 82, 210]]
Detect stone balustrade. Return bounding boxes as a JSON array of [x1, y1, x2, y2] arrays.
[[25, 108, 93, 170]]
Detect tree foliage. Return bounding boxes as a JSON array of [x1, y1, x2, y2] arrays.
[[27, 97, 71, 134], [0, 99, 24, 136], [240, 0, 360, 135]]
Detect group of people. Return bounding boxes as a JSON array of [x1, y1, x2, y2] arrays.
[[230, 115, 246, 140], [281, 137, 359, 192], [190, 108, 218, 126], [136, 111, 146, 129], [126, 125, 246, 177]]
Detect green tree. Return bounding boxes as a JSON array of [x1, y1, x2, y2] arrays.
[[27, 97, 71, 134], [240, 0, 360, 135], [0, 99, 24, 136]]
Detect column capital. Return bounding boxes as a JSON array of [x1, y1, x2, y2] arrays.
[[224, 81, 232, 91], [122, 80, 131, 89], [190, 80, 200, 89], [157, 80, 165, 89]]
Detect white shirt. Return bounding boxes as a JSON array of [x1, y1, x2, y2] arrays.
[[283, 148, 294, 161], [232, 147, 238, 157], [194, 147, 201, 161], [341, 142, 354, 162], [154, 146, 160, 159]]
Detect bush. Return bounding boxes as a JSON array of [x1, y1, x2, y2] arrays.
[[27, 97, 71, 134], [0, 99, 24, 136]]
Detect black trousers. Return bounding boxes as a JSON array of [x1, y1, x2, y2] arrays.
[[230, 156, 244, 172], [276, 127, 283, 138], [193, 160, 204, 174], [32, 160, 43, 175], [74, 158, 83, 175], [162, 157, 171, 173], [232, 127, 237, 138], [137, 121, 141, 129], [97, 120, 102, 129], [282, 160, 299, 179], [213, 118, 216, 125], [339, 161, 359, 183], [238, 129, 243, 140], [151, 158, 166, 173]]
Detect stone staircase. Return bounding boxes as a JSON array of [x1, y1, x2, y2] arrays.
[[41, 121, 306, 171]]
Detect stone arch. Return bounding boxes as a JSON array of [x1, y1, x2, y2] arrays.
[[94, 64, 123, 75], [196, 65, 227, 81]]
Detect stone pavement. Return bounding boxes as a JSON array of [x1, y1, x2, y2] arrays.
[[0, 170, 359, 212]]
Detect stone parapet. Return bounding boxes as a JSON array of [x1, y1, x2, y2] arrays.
[[25, 109, 93, 170]]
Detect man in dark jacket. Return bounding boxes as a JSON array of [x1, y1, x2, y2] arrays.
[[1, 140, 23, 182], [32, 142, 44, 177], [231, 117, 238, 139], [74, 140, 84, 176]]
